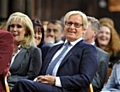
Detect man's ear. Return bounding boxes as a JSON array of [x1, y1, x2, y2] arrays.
[[94, 30, 98, 36], [82, 28, 86, 35]]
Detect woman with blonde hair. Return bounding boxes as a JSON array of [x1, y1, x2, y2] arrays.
[[6, 12, 42, 91], [95, 22, 120, 68]]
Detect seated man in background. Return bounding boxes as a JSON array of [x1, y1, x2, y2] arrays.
[[83, 16, 110, 91], [44, 20, 64, 46], [0, 30, 13, 92]]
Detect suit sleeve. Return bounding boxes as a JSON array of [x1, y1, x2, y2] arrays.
[[27, 47, 42, 79], [92, 52, 110, 91]]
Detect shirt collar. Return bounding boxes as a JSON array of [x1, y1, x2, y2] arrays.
[[64, 37, 83, 46], [18, 45, 22, 50], [91, 42, 95, 45]]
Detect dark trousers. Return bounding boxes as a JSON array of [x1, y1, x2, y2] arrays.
[[11, 79, 67, 92]]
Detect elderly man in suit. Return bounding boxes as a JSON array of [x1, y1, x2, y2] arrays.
[[83, 16, 110, 91], [11, 10, 98, 92], [0, 30, 13, 92]]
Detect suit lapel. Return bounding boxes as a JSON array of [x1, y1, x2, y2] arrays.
[[10, 49, 27, 69], [60, 40, 84, 67]]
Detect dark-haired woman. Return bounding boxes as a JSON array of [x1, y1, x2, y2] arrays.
[[32, 19, 50, 62]]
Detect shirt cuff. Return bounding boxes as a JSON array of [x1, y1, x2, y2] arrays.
[[33, 77, 37, 81], [55, 77, 62, 87]]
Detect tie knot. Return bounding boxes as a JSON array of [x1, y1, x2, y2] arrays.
[[65, 42, 70, 46]]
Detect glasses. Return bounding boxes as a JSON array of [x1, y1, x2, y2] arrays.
[[65, 21, 83, 28]]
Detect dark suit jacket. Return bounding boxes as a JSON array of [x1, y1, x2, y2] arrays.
[[109, 50, 120, 68], [0, 30, 13, 92], [92, 46, 110, 91], [7, 46, 42, 90], [38, 43, 50, 62], [41, 40, 98, 92]]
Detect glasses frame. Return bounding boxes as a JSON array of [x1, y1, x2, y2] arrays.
[[65, 21, 83, 28]]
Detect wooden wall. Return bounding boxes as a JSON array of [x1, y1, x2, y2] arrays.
[[0, 0, 120, 35]]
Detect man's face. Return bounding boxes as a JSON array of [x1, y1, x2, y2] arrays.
[[83, 21, 95, 42], [46, 23, 62, 42], [64, 14, 85, 42]]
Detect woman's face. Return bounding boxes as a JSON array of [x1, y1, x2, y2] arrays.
[[9, 20, 27, 44], [97, 26, 111, 47], [34, 26, 42, 46]]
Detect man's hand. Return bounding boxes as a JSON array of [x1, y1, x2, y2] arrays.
[[44, 36, 55, 44], [7, 71, 11, 76], [36, 75, 56, 85]]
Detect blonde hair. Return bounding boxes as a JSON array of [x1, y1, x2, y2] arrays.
[[6, 12, 35, 48], [64, 10, 88, 30]]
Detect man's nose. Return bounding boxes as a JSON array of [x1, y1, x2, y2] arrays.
[[69, 24, 76, 28], [49, 30, 55, 35]]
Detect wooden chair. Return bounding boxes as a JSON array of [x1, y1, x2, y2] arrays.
[[88, 84, 94, 92], [106, 68, 112, 83], [4, 74, 10, 92]]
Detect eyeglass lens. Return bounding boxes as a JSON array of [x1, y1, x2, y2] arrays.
[[65, 21, 83, 28]]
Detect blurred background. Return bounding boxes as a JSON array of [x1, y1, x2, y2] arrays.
[[0, 0, 120, 35]]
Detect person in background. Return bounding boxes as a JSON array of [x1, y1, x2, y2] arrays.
[[101, 60, 120, 91], [11, 10, 98, 92], [44, 20, 64, 46], [83, 16, 110, 91], [95, 20, 120, 68], [42, 21, 48, 37], [99, 17, 114, 27], [0, 30, 13, 92], [6, 12, 42, 91], [32, 19, 50, 62]]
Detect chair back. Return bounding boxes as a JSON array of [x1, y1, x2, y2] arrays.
[[106, 68, 112, 83], [4, 74, 10, 92], [88, 84, 94, 92]]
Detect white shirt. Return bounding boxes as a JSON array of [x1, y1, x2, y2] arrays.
[[10, 45, 22, 67], [91, 42, 95, 45]]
